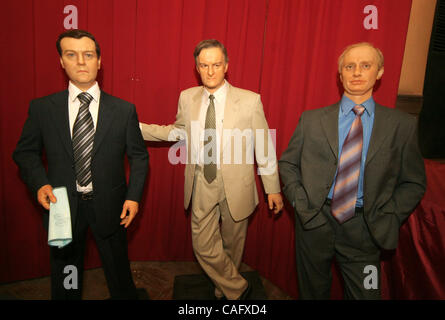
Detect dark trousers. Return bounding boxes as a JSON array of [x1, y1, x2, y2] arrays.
[[49, 197, 137, 300], [295, 201, 381, 300]]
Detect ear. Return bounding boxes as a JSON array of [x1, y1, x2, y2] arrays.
[[60, 57, 65, 69], [224, 62, 229, 73], [377, 67, 384, 80], [98, 57, 101, 70]]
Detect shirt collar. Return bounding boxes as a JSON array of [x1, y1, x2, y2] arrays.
[[340, 94, 375, 117], [203, 80, 228, 103], [68, 81, 100, 103]]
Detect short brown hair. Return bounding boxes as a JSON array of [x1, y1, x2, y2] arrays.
[[193, 39, 229, 64], [338, 42, 383, 73], [56, 29, 101, 58]]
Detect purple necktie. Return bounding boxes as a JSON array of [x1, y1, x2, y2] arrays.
[[331, 105, 365, 223]]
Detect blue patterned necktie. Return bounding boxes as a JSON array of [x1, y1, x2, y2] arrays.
[[331, 105, 365, 223]]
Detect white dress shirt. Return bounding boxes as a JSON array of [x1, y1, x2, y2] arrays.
[[68, 81, 101, 192]]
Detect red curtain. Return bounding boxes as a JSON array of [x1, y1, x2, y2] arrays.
[[381, 160, 445, 299], [4, 0, 443, 300]]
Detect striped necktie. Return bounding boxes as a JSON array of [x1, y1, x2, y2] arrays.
[[331, 105, 365, 223], [72, 92, 94, 187], [204, 94, 217, 183]]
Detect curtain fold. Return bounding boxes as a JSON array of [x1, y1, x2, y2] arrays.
[[381, 160, 445, 299]]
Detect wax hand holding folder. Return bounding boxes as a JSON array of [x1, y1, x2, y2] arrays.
[[38, 184, 57, 209], [48, 187, 72, 248]]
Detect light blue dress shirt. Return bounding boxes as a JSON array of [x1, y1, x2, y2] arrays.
[[327, 95, 375, 207]]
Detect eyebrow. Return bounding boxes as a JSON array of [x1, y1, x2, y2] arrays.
[[199, 61, 223, 65], [345, 61, 374, 65], [63, 49, 95, 53]]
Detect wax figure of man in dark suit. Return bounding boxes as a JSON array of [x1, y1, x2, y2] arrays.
[[279, 42, 426, 299], [13, 29, 149, 300], [140, 40, 283, 300]]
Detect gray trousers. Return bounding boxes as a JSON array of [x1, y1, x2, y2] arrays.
[[295, 200, 381, 300]]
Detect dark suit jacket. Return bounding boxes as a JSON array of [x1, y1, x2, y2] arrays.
[[13, 90, 149, 238], [279, 102, 426, 250]]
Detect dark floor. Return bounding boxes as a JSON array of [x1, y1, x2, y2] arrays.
[[0, 261, 293, 300]]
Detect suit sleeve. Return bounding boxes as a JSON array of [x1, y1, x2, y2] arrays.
[[278, 113, 305, 207], [379, 118, 426, 224], [252, 95, 280, 194], [12, 100, 50, 199], [140, 92, 187, 142], [125, 104, 149, 202]]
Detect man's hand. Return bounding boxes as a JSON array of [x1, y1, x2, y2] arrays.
[[37, 184, 57, 210], [268, 193, 284, 214], [120, 200, 139, 228]]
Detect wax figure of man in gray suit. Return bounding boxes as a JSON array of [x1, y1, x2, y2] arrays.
[[140, 40, 283, 300], [279, 42, 426, 299], [13, 30, 149, 299]]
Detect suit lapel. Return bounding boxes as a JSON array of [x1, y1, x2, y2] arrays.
[[320, 103, 340, 159], [191, 88, 203, 122], [365, 104, 392, 166], [49, 90, 73, 159], [319, 103, 391, 165], [92, 91, 116, 157], [222, 84, 240, 151], [223, 84, 240, 130]]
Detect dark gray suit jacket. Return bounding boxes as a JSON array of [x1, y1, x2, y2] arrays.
[[279, 102, 426, 250], [13, 90, 149, 238]]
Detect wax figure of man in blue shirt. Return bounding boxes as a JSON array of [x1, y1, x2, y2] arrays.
[[279, 42, 426, 299]]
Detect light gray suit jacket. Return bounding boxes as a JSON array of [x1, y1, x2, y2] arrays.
[[279, 102, 426, 250]]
